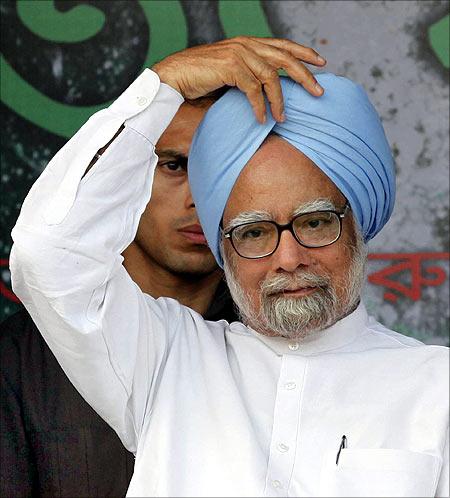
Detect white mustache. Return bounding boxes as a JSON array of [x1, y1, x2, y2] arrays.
[[261, 271, 330, 296]]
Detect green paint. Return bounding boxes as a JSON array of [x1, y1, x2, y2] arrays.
[[219, 0, 272, 38], [1, 0, 188, 138], [139, 0, 187, 67], [17, 0, 105, 43], [428, 14, 449, 68], [1, 55, 105, 138]]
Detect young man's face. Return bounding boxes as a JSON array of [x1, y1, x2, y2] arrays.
[[222, 135, 365, 338], [134, 101, 218, 276]]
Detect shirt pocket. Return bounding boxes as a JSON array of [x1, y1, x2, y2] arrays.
[[318, 448, 441, 497]]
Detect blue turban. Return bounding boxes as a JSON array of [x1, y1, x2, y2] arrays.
[[188, 74, 395, 267]]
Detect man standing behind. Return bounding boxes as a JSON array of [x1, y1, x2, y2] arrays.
[[0, 95, 233, 497]]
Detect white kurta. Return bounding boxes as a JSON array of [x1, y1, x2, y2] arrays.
[[10, 69, 449, 497]]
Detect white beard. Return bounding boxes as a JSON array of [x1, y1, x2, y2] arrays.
[[223, 235, 367, 340]]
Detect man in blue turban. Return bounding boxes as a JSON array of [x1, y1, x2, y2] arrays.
[[187, 73, 395, 338], [11, 38, 448, 497]]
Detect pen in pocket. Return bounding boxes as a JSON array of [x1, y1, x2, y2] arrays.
[[335, 435, 347, 465]]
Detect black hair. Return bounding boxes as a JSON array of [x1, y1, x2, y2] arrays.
[[185, 86, 230, 108]]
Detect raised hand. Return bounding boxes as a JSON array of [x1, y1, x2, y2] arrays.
[[152, 36, 326, 123]]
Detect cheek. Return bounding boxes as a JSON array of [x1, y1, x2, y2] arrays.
[[150, 180, 171, 207], [146, 182, 186, 229], [234, 259, 267, 298], [140, 201, 173, 244], [326, 248, 355, 296], [151, 170, 187, 205], [324, 221, 356, 275], [310, 241, 352, 286]]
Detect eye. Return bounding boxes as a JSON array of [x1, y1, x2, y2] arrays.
[[242, 228, 264, 239], [235, 223, 271, 241], [307, 219, 322, 229], [157, 158, 187, 175], [300, 213, 334, 230]]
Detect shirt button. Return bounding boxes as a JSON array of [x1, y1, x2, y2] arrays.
[[277, 443, 289, 453], [285, 381, 297, 390], [272, 479, 282, 489], [288, 342, 299, 351], [136, 96, 148, 106]]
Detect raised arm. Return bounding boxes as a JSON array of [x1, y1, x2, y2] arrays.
[[10, 71, 185, 451], [10, 37, 325, 451]]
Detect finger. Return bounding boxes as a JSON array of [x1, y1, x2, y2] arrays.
[[227, 68, 266, 124], [234, 48, 285, 122], [261, 73, 284, 122], [243, 39, 324, 97], [263, 76, 285, 122], [282, 57, 324, 97], [247, 37, 326, 66]]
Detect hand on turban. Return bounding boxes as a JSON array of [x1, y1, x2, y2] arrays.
[[188, 74, 395, 268]]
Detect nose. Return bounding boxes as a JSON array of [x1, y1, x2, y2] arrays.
[[184, 180, 195, 209], [273, 229, 314, 273]]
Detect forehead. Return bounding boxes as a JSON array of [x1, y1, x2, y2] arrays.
[[156, 103, 210, 154], [223, 136, 345, 223]]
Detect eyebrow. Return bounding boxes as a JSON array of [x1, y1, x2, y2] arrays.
[[224, 210, 273, 232], [291, 198, 337, 216], [156, 148, 187, 160], [224, 198, 338, 232]]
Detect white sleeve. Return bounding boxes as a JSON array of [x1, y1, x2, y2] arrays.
[[9, 69, 185, 453], [435, 427, 449, 497]]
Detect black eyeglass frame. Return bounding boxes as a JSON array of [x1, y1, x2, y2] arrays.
[[223, 202, 350, 260]]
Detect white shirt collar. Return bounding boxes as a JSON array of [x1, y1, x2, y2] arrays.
[[234, 302, 368, 356]]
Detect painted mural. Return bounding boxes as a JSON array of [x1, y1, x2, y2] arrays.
[[1, 0, 449, 345]]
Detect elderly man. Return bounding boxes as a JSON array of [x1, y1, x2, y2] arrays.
[[10, 37, 448, 497]]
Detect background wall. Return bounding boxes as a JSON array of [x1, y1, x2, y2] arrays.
[[1, 0, 449, 345]]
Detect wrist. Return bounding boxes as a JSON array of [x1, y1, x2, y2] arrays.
[[152, 62, 182, 95]]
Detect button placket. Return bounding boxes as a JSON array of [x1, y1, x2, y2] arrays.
[[264, 355, 307, 496]]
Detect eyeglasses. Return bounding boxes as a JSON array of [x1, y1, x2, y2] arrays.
[[223, 203, 350, 259]]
